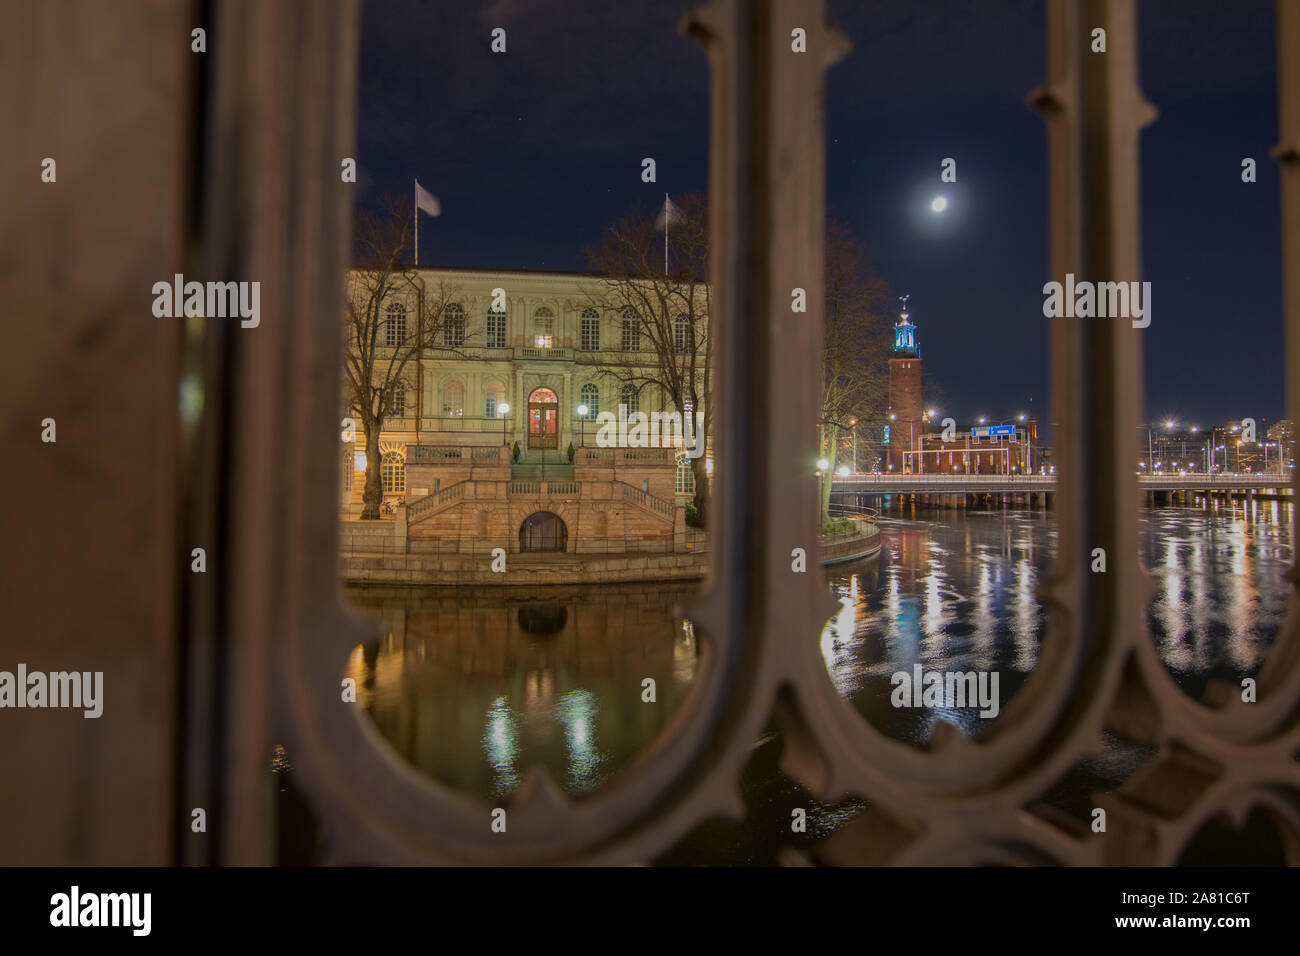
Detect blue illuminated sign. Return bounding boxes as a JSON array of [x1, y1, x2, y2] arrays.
[[971, 425, 1016, 439]]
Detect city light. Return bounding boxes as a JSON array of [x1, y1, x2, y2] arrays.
[[930, 196, 947, 213], [817, 458, 830, 471], [836, 465, 850, 477]]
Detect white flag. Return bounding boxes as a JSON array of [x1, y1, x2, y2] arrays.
[[415, 179, 441, 217], [654, 194, 683, 231]]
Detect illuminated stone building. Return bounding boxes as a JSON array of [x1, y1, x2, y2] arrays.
[[341, 267, 709, 554]]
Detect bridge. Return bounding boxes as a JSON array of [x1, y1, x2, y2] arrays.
[[831, 473, 1290, 495]]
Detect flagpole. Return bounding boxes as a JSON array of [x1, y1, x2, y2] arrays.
[[664, 192, 669, 275], [414, 180, 419, 267]]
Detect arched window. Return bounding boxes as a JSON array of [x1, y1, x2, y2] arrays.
[[580, 382, 599, 419], [674, 313, 691, 353], [485, 381, 506, 418], [381, 451, 405, 494], [675, 454, 696, 494], [580, 308, 600, 351], [486, 301, 507, 349], [384, 302, 407, 347], [442, 379, 464, 417], [621, 383, 639, 415], [534, 307, 555, 349], [621, 308, 640, 351], [390, 379, 405, 417], [442, 302, 466, 347]]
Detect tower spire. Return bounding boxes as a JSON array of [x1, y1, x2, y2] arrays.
[[893, 295, 919, 354]]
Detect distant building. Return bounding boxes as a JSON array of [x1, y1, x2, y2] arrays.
[[1182, 420, 1289, 474], [884, 298, 1037, 474], [885, 297, 923, 473], [1146, 423, 1207, 474], [1268, 419, 1294, 470]]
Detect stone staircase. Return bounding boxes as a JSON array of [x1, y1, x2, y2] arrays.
[[616, 480, 675, 518], [406, 480, 468, 525], [510, 449, 574, 481]]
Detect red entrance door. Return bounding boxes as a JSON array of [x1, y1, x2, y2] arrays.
[[527, 387, 559, 450]]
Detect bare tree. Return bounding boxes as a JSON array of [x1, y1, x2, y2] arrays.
[[819, 220, 892, 523], [584, 193, 713, 526], [344, 194, 471, 519]]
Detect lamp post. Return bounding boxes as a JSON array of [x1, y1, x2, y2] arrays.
[[577, 403, 588, 447], [817, 457, 830, 523], [850, 418, 857, 474], [499, 402, 510, 447], [1137, 423, 1153, 473]]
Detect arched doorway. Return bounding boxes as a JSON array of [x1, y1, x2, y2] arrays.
[[517, 604, 568, 637], [527, 386, 559, 449], [519, 511, 567, 552]]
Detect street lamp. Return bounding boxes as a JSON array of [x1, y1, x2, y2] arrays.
[[499, 401, 510, 446], [850, 418, 857, 474], [816, 458, 830, 522], [577, 403, 588, 447]]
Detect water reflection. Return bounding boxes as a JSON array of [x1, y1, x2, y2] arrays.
[[346, 584, 698, 799], [1143, 501, 1290, 697], [821, 501, 1290, 746], [822, 510, 1051, 744], [340, 501, 1291, 863]]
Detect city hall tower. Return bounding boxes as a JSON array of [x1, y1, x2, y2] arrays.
[[887, 295, 923, 473]]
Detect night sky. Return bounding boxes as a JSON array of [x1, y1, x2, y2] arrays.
[[356, 0, 1284, 433]]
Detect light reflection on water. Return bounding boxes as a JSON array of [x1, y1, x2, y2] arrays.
[[345, 502, 1290, 842], [1143, 503, 1291, 693], [821, 508, 1053, 744], [347, 584, 698, 799], [822, 502, 1290, 747]]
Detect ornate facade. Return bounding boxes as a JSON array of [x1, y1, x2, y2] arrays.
[[342, 267, 709, 552]]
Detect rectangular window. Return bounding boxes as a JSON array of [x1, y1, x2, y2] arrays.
[[535, 315, 554, 349], [487, 312, 506, 349], [622, 320, 640, 351], [581, 316, 600, 351], [675, 458, 695, 494], [385, 311, 406, 347], [443, 317, 466, 348], [674, 317, 690, 353]]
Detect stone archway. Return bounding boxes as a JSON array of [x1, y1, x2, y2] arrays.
[[519, 511, 567, 552]]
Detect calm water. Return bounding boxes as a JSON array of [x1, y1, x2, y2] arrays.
[[342, 500, 1292, 864]]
